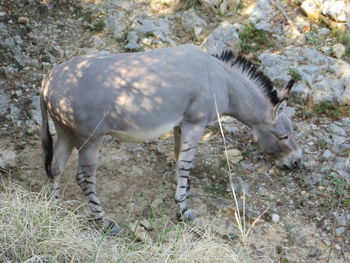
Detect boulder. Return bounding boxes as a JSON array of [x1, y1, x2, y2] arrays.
[[0, 149, 17, 169], [199, 0, 240, 15], [322, 0, 348, 22], [201, 21, 240, 56], [181, 9, 207, 40], [301, 0, 322, 20]]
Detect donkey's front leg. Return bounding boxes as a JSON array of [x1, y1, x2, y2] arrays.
[[175, 123, 205, 221]]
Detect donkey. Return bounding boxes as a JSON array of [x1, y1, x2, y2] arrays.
[[40, 44, 302, 235]]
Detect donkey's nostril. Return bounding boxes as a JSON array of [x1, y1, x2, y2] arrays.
[[293, 160, 301, 168]]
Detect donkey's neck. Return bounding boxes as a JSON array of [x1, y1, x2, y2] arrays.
[[224, 72, 274, 129]]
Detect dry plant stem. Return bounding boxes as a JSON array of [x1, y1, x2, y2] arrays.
[[77, 107, 111, 153], [327, 190, 345, 263], [214, 94, 268, 252]]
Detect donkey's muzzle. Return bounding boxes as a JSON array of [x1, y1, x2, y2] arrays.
[[279, 148, 303, 169]]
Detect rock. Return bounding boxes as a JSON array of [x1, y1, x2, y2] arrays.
[[319, 27, 330, 36], [89, 36, 106, 48], [301, 0, 322, 20], [327, 123, 346, 136], [320, 150, 333, 161], [248, 0, 281, 33], [0, 149, 17, 168], [134, 18, 170, 36], [309, 246, 321, 257], [140, 219, 153, 230], [332, 43, 346, 58], [129, 18, 175, 48], [322, 0, 348, 22], [124, 31, 140, 50], [272, 213, 280, 223], [128, 222, 152, 242], [0, 90, 9, 116], [149, 0, 181, 14], [229, 175, 249, 196], [17, 16, 29, 24], [106, 13, 127, 39], [291, 82, 311, 102], [307, 173, 324, 185], [222, 149, 243, 164], [181, 9, 207, 40], [312, 78, 344, 104], [201, 21, 240, 56], [199, 0, 240, 15], [2, 66, 17, 79]]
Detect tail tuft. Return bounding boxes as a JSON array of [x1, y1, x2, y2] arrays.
[[40, 95, 54, 179]]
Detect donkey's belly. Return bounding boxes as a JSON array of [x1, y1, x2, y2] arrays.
[[107, 118, 182, 143]]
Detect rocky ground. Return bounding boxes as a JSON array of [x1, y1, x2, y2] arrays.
[[0, 0, 350, 262]]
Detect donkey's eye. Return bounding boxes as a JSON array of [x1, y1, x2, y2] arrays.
[[279, 135, 289, 140]]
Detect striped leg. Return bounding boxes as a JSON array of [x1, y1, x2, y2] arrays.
[[175, 123, 205, 221], [50, 125, 73, 200], [77, 142, 123, 235]]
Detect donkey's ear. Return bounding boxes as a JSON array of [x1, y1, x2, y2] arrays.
[[277, 79, 295, 101], [273, 100, 287, 120]]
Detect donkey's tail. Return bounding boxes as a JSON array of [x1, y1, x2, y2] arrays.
[[40, 93, 53, 179]]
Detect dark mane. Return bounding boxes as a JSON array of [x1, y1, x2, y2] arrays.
[[214, 50, 279, 106]]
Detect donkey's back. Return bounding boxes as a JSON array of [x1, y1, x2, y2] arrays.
[[42, 44, 225, 141]]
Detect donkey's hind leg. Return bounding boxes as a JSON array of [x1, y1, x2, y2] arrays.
[[77, 138, 123, 236], [50, 124, 74, 200]]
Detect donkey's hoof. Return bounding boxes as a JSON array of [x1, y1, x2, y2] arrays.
[[177, 209, 197, 221], [104, 219, 124, 236]]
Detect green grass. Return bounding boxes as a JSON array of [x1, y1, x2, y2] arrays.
[[288, 68, 302, 81], [330, 28, 350, 56], [313, 101, 342, 119], [92, 20, 105, 32], [239, 24, 274, 53]]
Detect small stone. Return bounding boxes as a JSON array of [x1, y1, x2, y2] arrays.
[[328, 123, 346, 136], [320, 150, 333, 161], [319, 28, 330, 37], [334, 244, 342, 250], [0, 149, 17, 168], [335, 226, 346, 236], [272, 213, 280, 223], [309, 246, 321, 257], [222, 148, 243, 164], [333, 44, 346, 59], [17, 16, 29, 24], [307, 173, 324, 185], [140, 219, 153, 230], [128, 222, 152, 242]]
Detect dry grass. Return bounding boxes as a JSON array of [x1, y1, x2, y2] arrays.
[[0, 184, 245, 263]]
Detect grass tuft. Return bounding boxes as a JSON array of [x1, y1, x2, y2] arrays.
[[0, 184, 246, 263]]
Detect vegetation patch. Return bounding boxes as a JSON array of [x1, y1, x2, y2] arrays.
[[239, 24, 274, 54], [330, 28, 350, 56], [0, 185, 247, 263]]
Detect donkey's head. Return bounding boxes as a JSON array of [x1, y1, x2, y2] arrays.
[[254, 80, 302, 169]]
